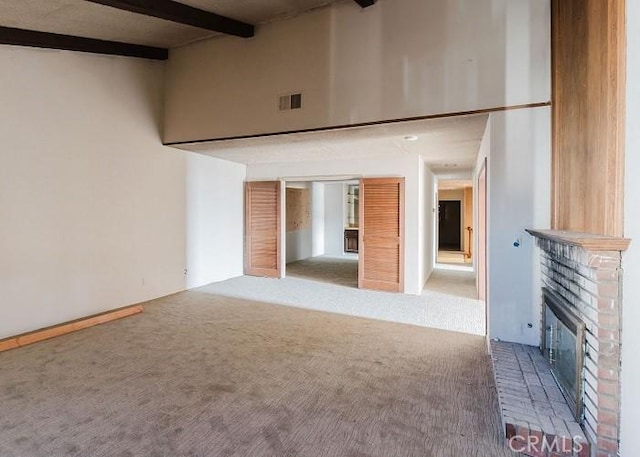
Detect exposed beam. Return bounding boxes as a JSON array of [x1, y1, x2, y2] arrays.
[[353, 0, 377, 8], [0, 26, 168, 60], [85, 0, 254, 38]]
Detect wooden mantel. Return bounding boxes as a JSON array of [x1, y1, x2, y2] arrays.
[[526, 229, 631, 252]]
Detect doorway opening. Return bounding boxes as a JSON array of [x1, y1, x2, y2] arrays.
[[244, 176, 405, 293], [436, 180, 473, 268], [283, 180, 359, 288], [439, 200, 461, 250]]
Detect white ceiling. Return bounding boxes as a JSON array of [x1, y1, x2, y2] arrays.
[[0, 0, 341, 48], [173, 114, 489, 169]]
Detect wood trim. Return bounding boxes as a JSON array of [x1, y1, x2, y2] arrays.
[[550, 0, 626, 236], [0, 26, 168, 60], [526, 229, 630, 252], [463, 187, 473, 258], [399, 179, 406, 291], [609, 0, 626, 238], [85, 0, 254, 38], [550, 1, 560, 231], [358, 179, 364, 288], [0, 339, 19, 353], [0, 304, 143, 353], [164, 102, 551, 147]]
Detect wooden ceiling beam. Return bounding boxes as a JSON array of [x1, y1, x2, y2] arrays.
[[85, 0, 255, 38], [0, 26, 168, 60], [353, 0, 377, 8]]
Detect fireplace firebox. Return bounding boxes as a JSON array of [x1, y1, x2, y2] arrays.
[[541, 287, 586, 422]]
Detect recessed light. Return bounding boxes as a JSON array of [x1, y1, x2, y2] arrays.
[[404, 135, 418, 141]]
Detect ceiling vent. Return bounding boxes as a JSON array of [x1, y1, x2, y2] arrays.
[[279, 93, 302, 111]]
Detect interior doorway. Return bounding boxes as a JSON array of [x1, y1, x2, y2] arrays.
[[436, 181, 473, 267], [244, 177, 405, 293], [282, 179, 359, 288], [438, 201, 461, 250]]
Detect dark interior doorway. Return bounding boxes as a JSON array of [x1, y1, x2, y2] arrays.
[[438, 200, 461, 250]]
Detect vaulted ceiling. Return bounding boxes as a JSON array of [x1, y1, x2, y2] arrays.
[[0, 0, 374, 59], [0, 0, 484, 172]]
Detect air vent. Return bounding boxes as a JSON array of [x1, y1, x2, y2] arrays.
[[279, 92, 302, 111]]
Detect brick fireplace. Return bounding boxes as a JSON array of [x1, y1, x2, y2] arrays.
[[527, 230, 630, 456]]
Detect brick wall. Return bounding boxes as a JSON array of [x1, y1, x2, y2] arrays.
[[535, 238, 622, 457]]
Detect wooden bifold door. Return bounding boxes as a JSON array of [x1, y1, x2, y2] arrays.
[[358, 177, 405, 292], [244, 181, 281, 278]]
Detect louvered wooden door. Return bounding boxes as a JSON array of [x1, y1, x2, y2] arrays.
[[358, 178, 405, 292], [245, 181, 281, 278]]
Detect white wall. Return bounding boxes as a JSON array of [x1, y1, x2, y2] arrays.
[[485, 106, 551, 345], [286, 228, 313, 263], [311, 183, 326, 257], [620, 1, 640, 453], [185, 154, 246, 287], [474, 118, 491, 277], [0, 46, 245, 339], [324, 183, 345, 257], [164, 0, 550, 142], [420, 163, 436, 287], [247, 155, 423, 294]]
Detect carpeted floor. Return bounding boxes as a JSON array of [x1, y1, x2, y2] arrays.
[[286, 256, 358, 288], [424, 269, 478, 300], [204, 269, 484, 336], [0, 292, 512, 457]]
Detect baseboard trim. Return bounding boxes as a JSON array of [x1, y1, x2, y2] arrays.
[[0, 304, 143, 353]]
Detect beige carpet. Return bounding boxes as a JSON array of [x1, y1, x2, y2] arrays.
[[203, 272, 485, 335], [0, 292, 513, 457], [424, 269, 478, 300], [286, 256, 358, 288]]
